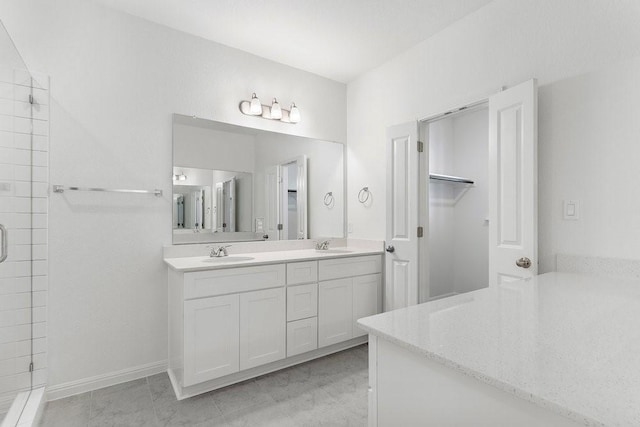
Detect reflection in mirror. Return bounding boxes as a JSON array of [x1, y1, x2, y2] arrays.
[[172, 167, 253, 234], [172, 114, 344, 244]]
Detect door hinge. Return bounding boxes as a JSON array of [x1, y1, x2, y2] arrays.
[[417, 141, 424, 153], [28, 94, 34, 104], [277, 224, 283, 230], [29, 362, 34, 372], [417, 226, 424, 238]]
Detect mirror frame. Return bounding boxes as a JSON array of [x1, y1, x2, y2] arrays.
[[171, 113, 348, 245]]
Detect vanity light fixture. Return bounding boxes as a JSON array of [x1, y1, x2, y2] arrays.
[[249, 93, 262, 115], [270, 98, 282, 120], [289, 103, 301, 123], [239, 93, 301, 124]]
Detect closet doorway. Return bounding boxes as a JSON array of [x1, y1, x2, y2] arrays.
[[423, 105, 489, 300], [385, 80, 538, 309]]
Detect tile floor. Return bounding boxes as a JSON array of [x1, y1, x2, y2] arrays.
[[39, 344, 368, 427]]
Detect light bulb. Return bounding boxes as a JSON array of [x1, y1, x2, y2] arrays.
[[250, 93, 262, 115], [289, 103, 300, 123], [270, 98, 282, 120]]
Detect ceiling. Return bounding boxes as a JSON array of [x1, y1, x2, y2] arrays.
[[93, 0, 492, 83]]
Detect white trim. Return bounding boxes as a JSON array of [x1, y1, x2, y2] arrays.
[[1, 391, 28, 427], [169, 337, 367, 400], [417, 89, 494, 123], [419, 99, 489, 124], [16, 387, 45, 427], [46, 360, 167, 402]]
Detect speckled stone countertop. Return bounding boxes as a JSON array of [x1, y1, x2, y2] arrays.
[[358, 272, 640, 426], [164, 247, 383, 272]]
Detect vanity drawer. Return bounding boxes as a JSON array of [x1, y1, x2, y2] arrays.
[[318, 255, 382, 281], [184, 264, 286, 299], [287, 261, 318, 285], [287, 283, 318, 321], [287, 317, 318, 357]]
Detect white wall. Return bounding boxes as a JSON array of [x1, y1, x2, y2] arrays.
[[451, 110, 488, 293], [538, 57, 640, 272], [427, 119, 455, 297], [0, 0, 346, 390], [347, 0, 640, 273]]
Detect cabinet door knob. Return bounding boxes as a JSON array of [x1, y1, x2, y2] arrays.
[[386, 245, 395, 253]]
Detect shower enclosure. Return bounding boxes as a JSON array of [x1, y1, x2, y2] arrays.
[[0, 19, 49, 426]]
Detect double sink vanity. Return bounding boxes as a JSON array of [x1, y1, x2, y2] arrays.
[[164, 242, 383, 399], [166, 112, 371, 399]]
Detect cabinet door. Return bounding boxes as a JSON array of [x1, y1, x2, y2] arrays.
[[353, 274, 382, 338], [240, 287, 286, 370], [184, 294, 239, 386], [287, 317, 318, 357], [318, 278, 353, 347], [287, 283, 318, 321]]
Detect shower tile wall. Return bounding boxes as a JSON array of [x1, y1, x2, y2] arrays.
[[0, 66, 49, 414]]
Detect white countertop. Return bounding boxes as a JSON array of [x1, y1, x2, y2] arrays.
[[358, 272, 640, 426], [164, 247, 383, 272]]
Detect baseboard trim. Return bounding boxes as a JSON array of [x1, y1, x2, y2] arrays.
[[46, 360, 167, 402], [169, 336, 368, 400]]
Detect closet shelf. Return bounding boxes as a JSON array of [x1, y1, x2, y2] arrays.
[[429, 174, 474, 185]]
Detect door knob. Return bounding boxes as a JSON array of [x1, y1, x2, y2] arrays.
[[516, 257, 532, 268], [386, 245, 395, 253]]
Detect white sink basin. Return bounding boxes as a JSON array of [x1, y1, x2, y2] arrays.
[[203, 256, 255, 263], [315, 249, 354, 254]]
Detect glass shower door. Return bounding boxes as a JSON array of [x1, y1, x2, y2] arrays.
[[0, 19, 36, 423]]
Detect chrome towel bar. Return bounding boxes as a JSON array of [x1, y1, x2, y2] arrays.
[[429, 174, 474, 185], [53, 185, 163, 197]]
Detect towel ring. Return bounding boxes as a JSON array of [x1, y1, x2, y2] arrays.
[[323, 192, 334, 207], [358, 187, 370, 204]]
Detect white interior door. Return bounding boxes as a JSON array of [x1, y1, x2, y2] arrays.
[[489, 79, 538, 285], [215, 183, 223, 232], [295, 156, 308, 240], [265, 165, 281, 240], [385, 122, 420, 310], [227, 177, 236, 232]]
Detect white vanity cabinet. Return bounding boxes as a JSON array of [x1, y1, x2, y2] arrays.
[[318, 256, 382, 347], [167, 252, 383, 400], [240, 287, 286, 370], [285, 261, 319, 357], [318, 278, 354, 346], [183, 294, 240, 386], [170, 264, 286, 388], [352, 274, 383, 338]]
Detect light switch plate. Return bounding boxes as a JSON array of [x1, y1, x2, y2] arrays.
[[255, 217, 264, 233], [563, 200, 580, 220]]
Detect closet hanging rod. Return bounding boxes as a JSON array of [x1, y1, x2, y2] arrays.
[[53, 185, 163, 197], [429, 174, 474, 185]]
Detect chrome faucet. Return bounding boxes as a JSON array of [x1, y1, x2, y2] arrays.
[[315, 240, 330, 250], [209, 245, 232, 257]]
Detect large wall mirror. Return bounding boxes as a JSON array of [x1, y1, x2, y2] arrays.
[[172, 114, 345, 244]]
